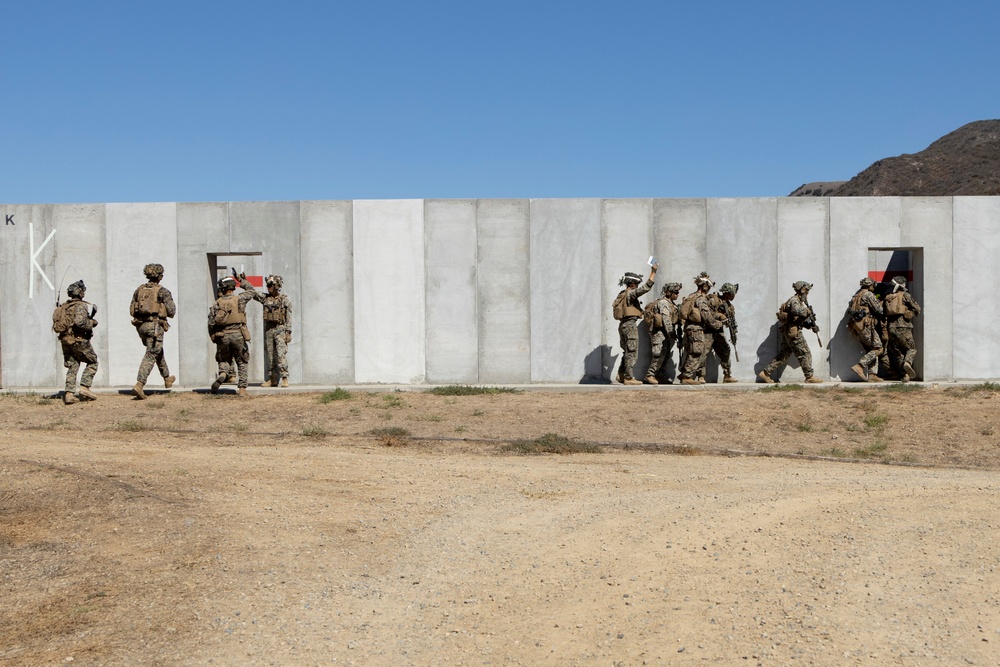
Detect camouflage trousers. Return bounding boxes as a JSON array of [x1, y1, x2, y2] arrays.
[[681, 326, 707, 380], [263, 323, 290, 380], [646, 330, 678, 381], [215, 332, 250, 389], [617, 318, 640, 380], [62, 338, 98, 392], [854, 325, 883, 371], [135, 320, 169, 384], [888, 325, 916, 375], [763, 326, 813, 378], [709, 331, 732, 376]]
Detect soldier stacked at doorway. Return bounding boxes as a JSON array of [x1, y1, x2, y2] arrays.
[[612, 263, 658, 385], [251, 274, 292, 388], [758, 281, 824, 384], [707, 282, 739, 383], [847, 276, 886, 382], [679, 273, 726, 386], [208, 274, 259, 397], [884, 275, 922, 381], [130, 263, 177, 399], [53, 280, 99, 404], [643, 282, 682, 384]]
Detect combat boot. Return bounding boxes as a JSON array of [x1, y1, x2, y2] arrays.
[[133, 382, 146, 400], [238, 387, 250, 398], [867, 374, 884, 383], [851, 364, 867, 381], [680, 377, 700, 386], [260, 378, 273, 388], [805, 376, 824, 384], [164, 375, 176, 389], [78, 386, 98, 401], [280, 378, 289, 388], [226, 374, 237, 384], [63, 392, 79, 405], [623, 377, 642, 385], [643, 375, 659, 385], [757, 370, 775, 384], [902, 362, 916, 381], [723, 374, 738, 383], [211, 372, 226, 393], [615, 372, 626, 385]]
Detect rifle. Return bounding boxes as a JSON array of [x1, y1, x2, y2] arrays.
[[803, 303, 823, 348], [725, 301, 739, 362]]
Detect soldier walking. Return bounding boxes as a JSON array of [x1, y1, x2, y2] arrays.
[[643, 282, 682, 384], [679, 273, 725, 385], [846, 276, 885, 382], [884, 275, 922, 381], [758, 281, 824, 384], [208, 274, 259, 397], [254, 274, 293, 387], [130, 263, 177, 399], [708, 282, 739, 383], [612, 263, 658, 385], [53, 280, 99, 404]]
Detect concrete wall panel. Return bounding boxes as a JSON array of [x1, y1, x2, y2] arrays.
[[652, 199, 708, 293], [900, 198, 952, 380], [300, 200, 355, 384], [953, 197, 1000, 378], [425, 200, 478, 383], [353, 200, 425, 383], [603, 199, 654, 381], [706, 198, 778, 381], [176, 202, 229, 385], [230, 201, 302, 383], [477, 199, 531, 383], [770, 198, 829, 381], [105, 203, 179, 387], [530, 199, 602, 382]]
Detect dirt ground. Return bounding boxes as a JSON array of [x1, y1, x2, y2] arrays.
[[2, 383, 1000, 666]]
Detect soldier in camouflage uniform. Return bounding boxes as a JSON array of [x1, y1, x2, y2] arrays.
[[884, 275, 922, 381], [758, 281, 824, 384], [612, 264, 658, 385], [643, 282, 682, 384], [130, 263, 177, 399], [847, 276, 885, 382], [708, 282, 739, 383], [680, 273, 725, 385], [56, 280, 99, 404], [252, 274, 293, 388], [208, 274, 259, 397]]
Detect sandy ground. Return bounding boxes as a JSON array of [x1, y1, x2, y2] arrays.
[[2, 384, 1000, 666]]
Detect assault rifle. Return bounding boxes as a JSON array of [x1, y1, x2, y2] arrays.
[[803, 304, 823, 348]]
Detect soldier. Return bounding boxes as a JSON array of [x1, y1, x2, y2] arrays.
[[53, 280, 99, 404], [884, 275, 922, 381], [708, 282, 739, 383], [253, 274, 293, 387], [758, 281, 824, 384], [643, 282, 682, 384], [130, 263, 177, 399], [611, 263, 658, 385], [846, 276, 885, 382], [208, 274, 259, 397], [679, 273, 725, 386]]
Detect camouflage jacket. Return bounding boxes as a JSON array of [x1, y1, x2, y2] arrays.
[[253, 291, 293, 329], [208, 279, 259, 336], [885, 291, 921, 329], [130, 282, 177, 320]]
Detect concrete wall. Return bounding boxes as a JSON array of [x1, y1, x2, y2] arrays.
[[0, 197, 992, 388]]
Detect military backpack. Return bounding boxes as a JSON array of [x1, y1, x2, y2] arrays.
[[679, 293, 702, 324], [642, 300, 664, 330], [846, 290, 870, 334], [884, 291, 908, 317], [52, 302, 75, 336], [132, 284, 164, 318]]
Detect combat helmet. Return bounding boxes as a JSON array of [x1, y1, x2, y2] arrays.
[[891, 275, 908, 291], [218, 275, 237, 291], [265, 274, 283, 289], [67, 280, 86, 299], [860, 276, 876, 288], [792, 280, 812, 293], [619, 272, 643, 287], [143, 263, 164, 281], [663, 282, 682, 295], [719, 282, 739, 296], [694, 272, 714, 289]]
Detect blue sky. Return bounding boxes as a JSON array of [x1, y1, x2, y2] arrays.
[[2, 1, 997, 203]]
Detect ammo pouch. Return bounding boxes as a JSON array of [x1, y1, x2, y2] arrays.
[[240, 323, 251, 342]]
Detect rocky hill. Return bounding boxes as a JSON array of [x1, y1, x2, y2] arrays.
[[790, 119, 1000, 196]]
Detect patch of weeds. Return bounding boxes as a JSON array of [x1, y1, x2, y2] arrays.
[[796, 423, 813, 432], [426, 385, 520, 396], [950, 382, 1000, 396], [981, 426, 995, 436], [824, 447, 847, 458], [369, 426, 411, 447], [302, 422, 328, 438], [845, 424, 858, 432], [382, 394, 404, 408], [178, 408, 191, 418], [853, 440, 889, 459], [454, 425, 468, 433], [863, 413, 889, 430], [28, 419, 68, 431], [840, 386, 864, 394], [232, 423, 249, 433], [472, 410, 486, 417], [501, 433, 601, 455], [112, 420, 148, 432], [759, 384, 803, 392], [319, 388, 352, 403], [417, 414, 444, 422], [146, 401, 166, 409], [879, 383, 924, 393], [670, 445, 702, 456], [895, 453, 917, 463], [349, 407, 361, 415]]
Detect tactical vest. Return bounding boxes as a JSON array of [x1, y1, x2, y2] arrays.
[[884, 292, 909, 318], [132, 284, 163, 318], [679, 292, 702, 324], [213, 294, 245, 326], [847, 290, 871, 333], [263, 298, 287, 324]]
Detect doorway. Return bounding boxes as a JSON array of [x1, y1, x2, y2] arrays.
[[869, 247, 923, 379]]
